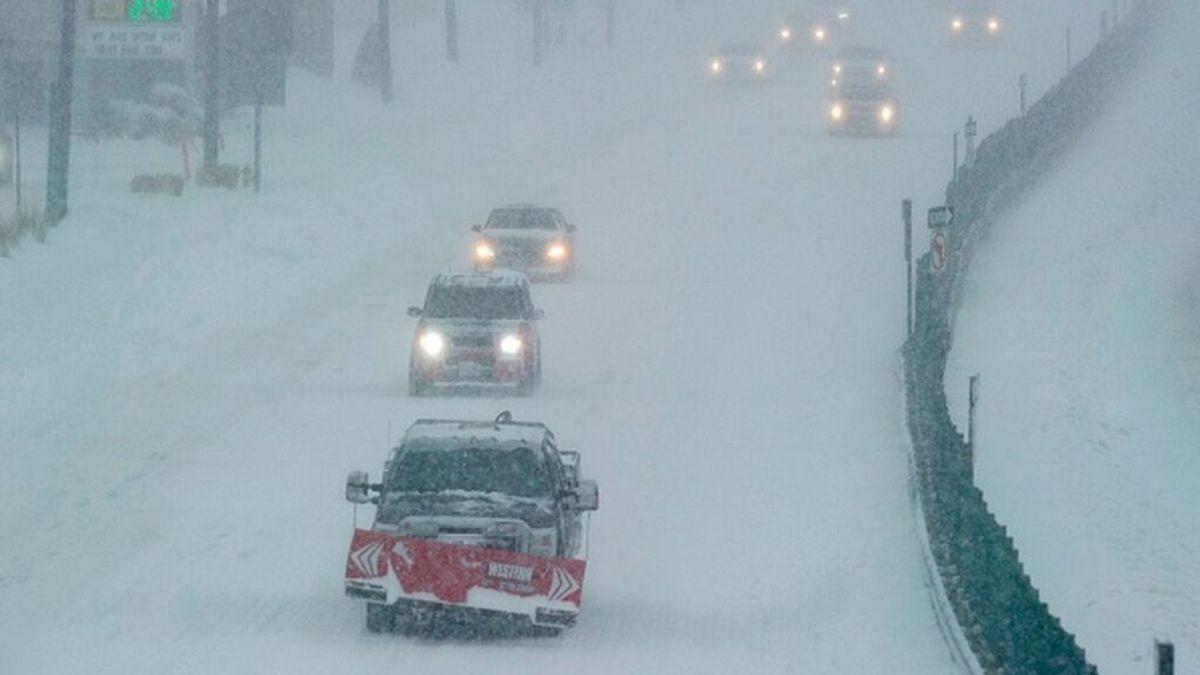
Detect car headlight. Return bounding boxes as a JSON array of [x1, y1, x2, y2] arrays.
[[813, 26, 827, 42], [880, 105, 895, 123], [710, 59, 723, 74], [830, 103, 844, 121], [499, 334, 523, 355], [952, 17, 964, 32], [779, 26, 792, 41], [418, 331, 445, 357], [545, 242, 568, 260], [474, 241, 496, 260], [987, 18, 1000, 33], [753, 59, 766, 73]]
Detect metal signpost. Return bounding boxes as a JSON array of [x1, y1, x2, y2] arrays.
[[225, 0, 291, 192], [903, 199, 913, 337]]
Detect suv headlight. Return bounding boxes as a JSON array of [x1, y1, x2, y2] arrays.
[[545, 242, 568, 260], [418, 331, 445, 357], [499, 334, 523, 355]]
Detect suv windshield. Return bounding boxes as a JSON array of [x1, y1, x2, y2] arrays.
[[423, 286, 526, 319], [387, 446, 553, 499], [486, 209, 556, 230]]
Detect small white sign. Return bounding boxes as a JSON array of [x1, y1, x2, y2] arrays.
[[86, 24, 186, 60]]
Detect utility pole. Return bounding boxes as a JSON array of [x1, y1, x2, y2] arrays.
[[45, 0, 78, 225], [378, 0, 394, 102], [903, 199, 913, 337], [203, 0, 220, 169], [445, 0, 459, 63], [533, 0, 546, 67]]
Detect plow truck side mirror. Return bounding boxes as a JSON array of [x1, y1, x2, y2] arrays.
[[346, 470, 373, 504], [470, 224, 482, 233], [407, 306, 423, 318], [574, 480, 599, 511]]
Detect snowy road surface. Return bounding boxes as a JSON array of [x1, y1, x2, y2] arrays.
[[1, 1, 1128, 672]]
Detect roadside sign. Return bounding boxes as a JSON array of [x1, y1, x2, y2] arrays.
[[928, 205, 955, 229], [86, 0, 187, 60], [930, 231, 947, 274]]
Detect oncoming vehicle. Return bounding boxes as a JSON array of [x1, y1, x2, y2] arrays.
[[344, 412, 600, 636], [827, 83, 898, 136], [948, 1, 1002, 42], [708, 43, 768, 84], [828, 46, 891, 91], [471, 204, 577, 281], [778, 3, 853, 49], [407, 271, 543, 396]]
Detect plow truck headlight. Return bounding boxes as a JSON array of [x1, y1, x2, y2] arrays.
[[418, 331, 445, 357], [813, 26, 827, 43], [546, 242, 568, 260], [779, 26, 792, 42], [829, 103, 844, 121], [987, 18, 1000, 33], [877, 64, 887, 77], [951, 17, 964, 32], [753, 59, 766, 73], [880, 105, 895, 123], [710, 59, 723, 74], [499, 334, 523, 355]]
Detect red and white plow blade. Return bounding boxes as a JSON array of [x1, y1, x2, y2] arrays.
[[344, 529, 587, 620]]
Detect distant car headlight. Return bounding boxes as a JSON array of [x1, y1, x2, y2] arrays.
[[779, 26, 792, 41], [474, 241, 496, 260], [830, 78, 839, 87], [877, 64, 887, 77], [830, 103, 844, 121], [987, 18, 1000, 33], [813, 26, 827, 43], [833, 63, 842, 74], [418, 331, 445, 357], [880, 105, 895, 123], [952, 17, 964, 32], [499, 334, 523, 355], [753, 59, 766, 73], [546, 242, 568, 260], [710, 59, 723, 74]]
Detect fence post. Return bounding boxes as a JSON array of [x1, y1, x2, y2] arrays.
[[1019, 73, 1028, 116], [968, 375, 981, 473], [1154, 641, 1174, 675]]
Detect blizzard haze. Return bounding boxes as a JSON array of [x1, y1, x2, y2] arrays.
[[1, 1, 1194, 673]]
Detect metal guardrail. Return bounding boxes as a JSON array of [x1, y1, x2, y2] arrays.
[[902, 2, 1162, 673]]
